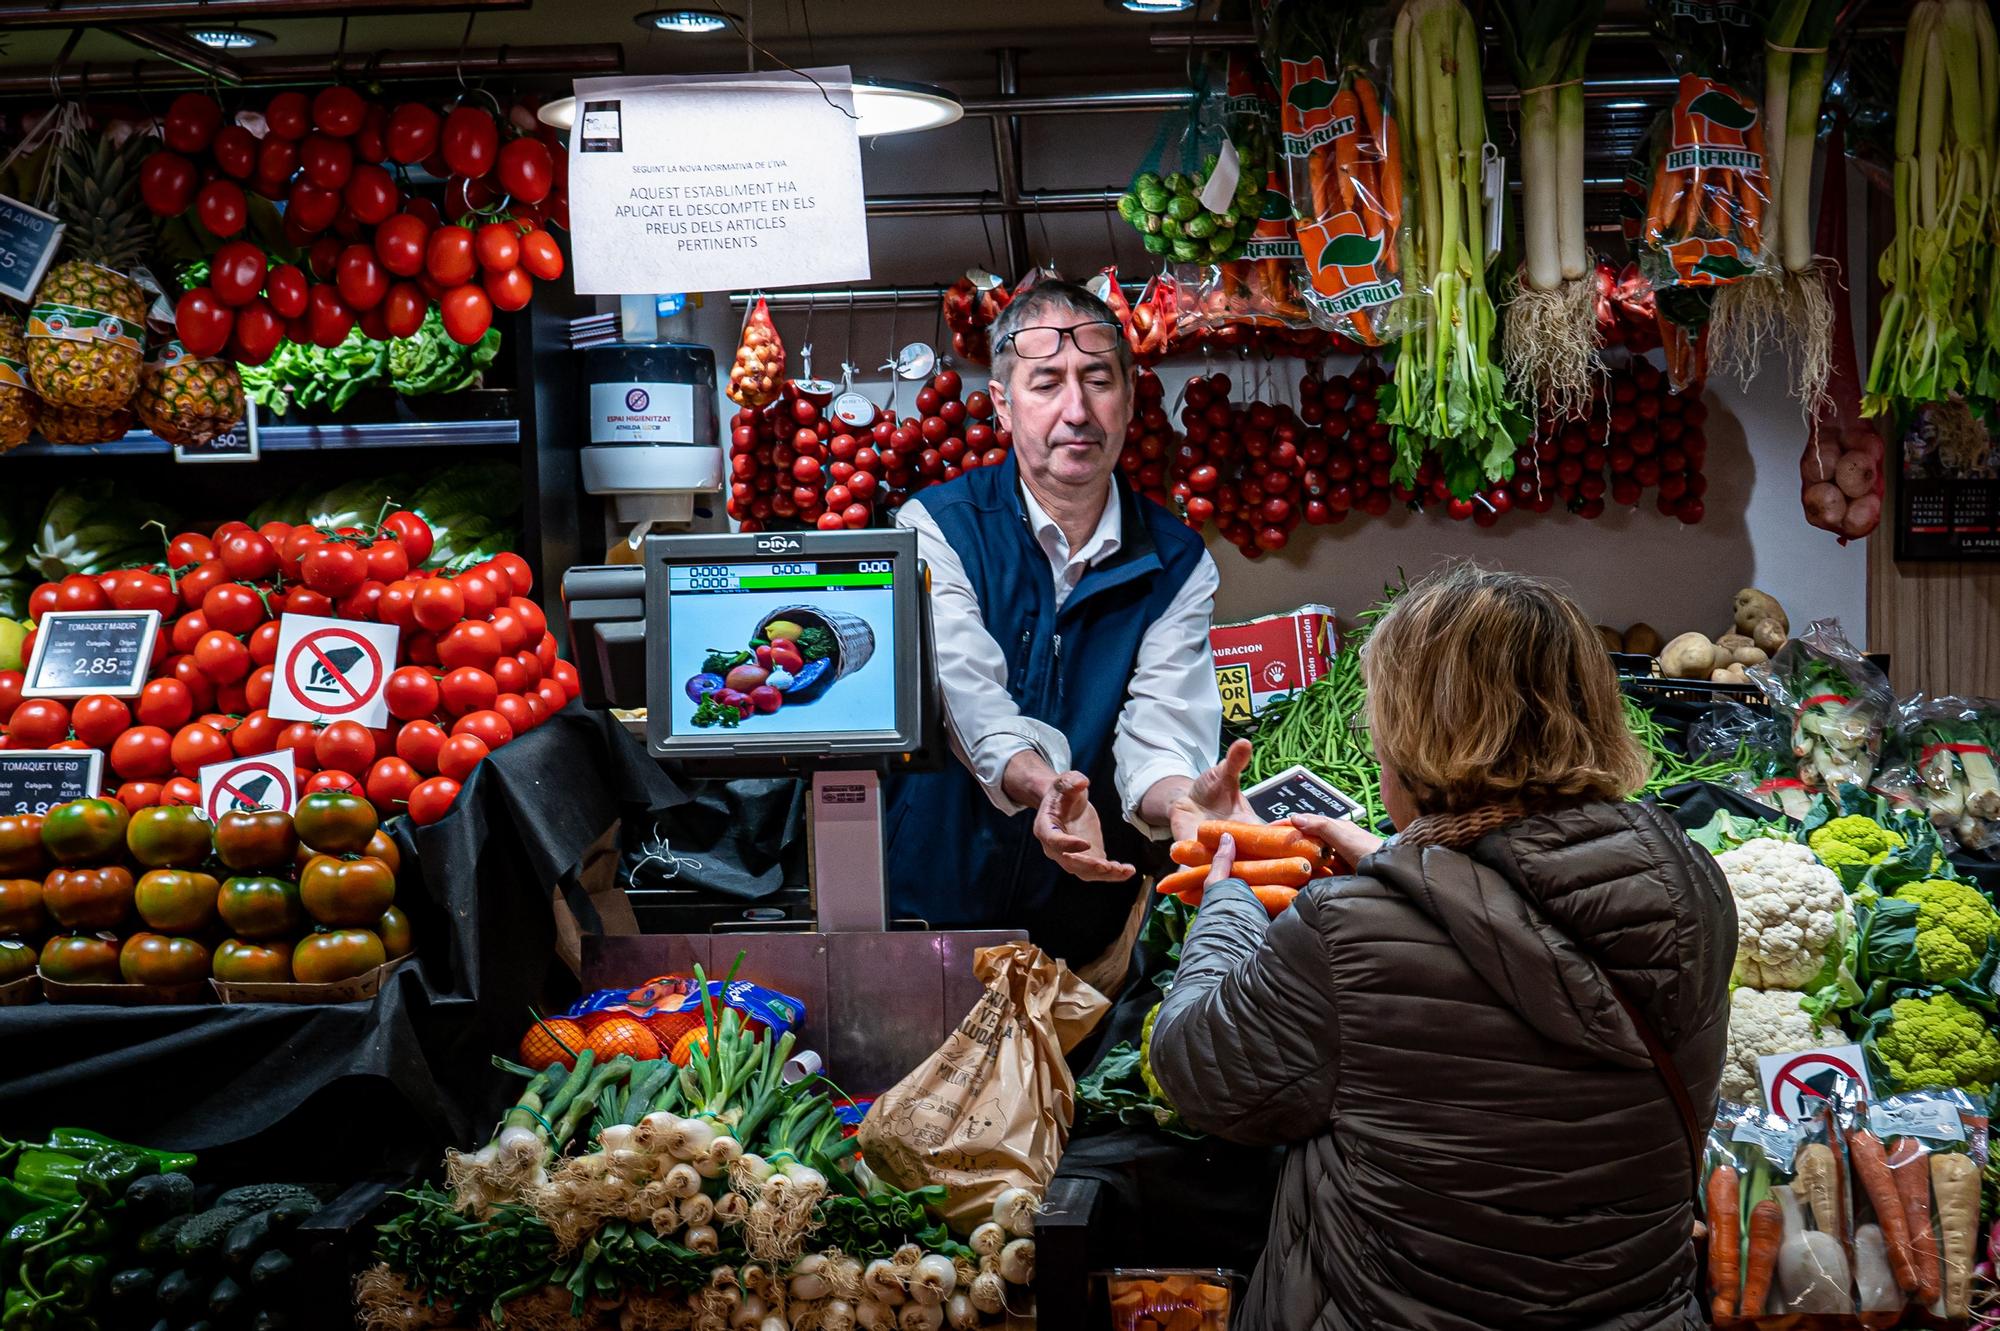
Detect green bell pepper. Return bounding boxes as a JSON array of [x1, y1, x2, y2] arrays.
[[76, 1151, 155, 1207], [41, 1130, 196, 1174], [44, 1252, 105, 1313], [9, 1151, 85, 1204], [0, 1180, 43, 1231]]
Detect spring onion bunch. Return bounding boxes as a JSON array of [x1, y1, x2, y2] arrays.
[[1493, 0, 1605, 418], [1385, 0, 1530, 496], [1864, 0, 2000, 419]]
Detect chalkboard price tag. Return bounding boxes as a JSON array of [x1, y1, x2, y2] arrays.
[[1245, 764, 1364, 825], [0, 749, 103, 816], [22, 610, 161, 699], [0, 194, 64, 303], [173, 399, 259, 464]]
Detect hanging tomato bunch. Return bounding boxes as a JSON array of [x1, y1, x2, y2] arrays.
[[144, 88, 569, 356]]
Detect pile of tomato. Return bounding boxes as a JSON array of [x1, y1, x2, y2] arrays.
[[0, 511, 578, 827], [147, 88, 568, 355], [0, 792, 412, 996]]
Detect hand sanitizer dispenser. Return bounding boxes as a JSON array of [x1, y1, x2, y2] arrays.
[[580, 340, 721, 524]]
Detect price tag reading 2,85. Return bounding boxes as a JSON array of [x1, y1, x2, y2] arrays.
[[21, 610, 161, 699]]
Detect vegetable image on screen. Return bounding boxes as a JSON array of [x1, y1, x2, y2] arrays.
[[674, 599, 888, 736]]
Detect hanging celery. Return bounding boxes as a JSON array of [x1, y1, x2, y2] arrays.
[[1493, 0, 1605, 418], [1863, 0, 1999, 420], [1385, 0, 1529, 496]]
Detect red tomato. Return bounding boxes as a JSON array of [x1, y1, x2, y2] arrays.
[[301, 542, 366, 596], [359, 538, 409, 584], [315, 720, 377, 776], [312, 85, 368, 137], [306, 770, 360, 795], [396, 720, 448, 774], [496, 137, 555, 203], [551, 659, 580, 701], [275, 721, 322, 768], [379, 283, 425, 339], [425, 225, 475, 285], [493, 693, 535, 736], [217, 530, 279, 582], [246, 621, 283, 668], [518, 229, 564, 281], [451, 709, 513, 750], [438, 667, 496, 717], [288, 181, 342, 237], [383, 512, 434, 564], [523, 693, 547, 727], [170, 612, 210, 656], [536, 633, 560, 676], [489, 655, 532, 695], [256, 132, 299, 185], [402, 631, 439, 667], [170, 722, 231, 778], [474, 222, 520, 271], [437, 621, 503, 672], [483, 264, 533, 313], [200, 583, 263, 635], [5, 696, 67, 747], [110, 725, 173, 780], [227, 298, 283, 367], [365, 756, 420, 811], [211, 122, 258, 179], [336, 244, 388, 311], [231, 709, 283, 758], [377, 580, 420, 630], [439, 284, 492, 345], [280, 524, 321, 575], [299, 133, 354, 190], [386, 102, 440, 164], [441, 106, 498, 177], [194, 631, 250, 684], [455, 570, 502, 620], [373, 213, 430, 278], [505, 597, 548, 643], [176, 561, 227, 611], [384, 666, 440, 721], [196, 180, 247, 237], [407, 776, 461, 825], [337, 580, 386, 621], [161, 777, 201, 807], [166, 531, 216, 567], [246, 664, 275, 711], [265, 264, 309, 320], [136, 679, 193, 731], [210, 241, 268, 306], [412, 578, 464, 632], [265, 90, 310, 139], [214, 681, 250, 715], [171, 658, 216, 713], [175, 286, 233, 358], [140, 151, 198, 216], [511, 650, 543, 689], [164, 92, 222, 153], [436, 733, 489, 782], [536, 679, 569, 716], [485, 607, 532, 655], [306, 285, 355, 348], [103, 569, 175, 615], [69, 695, 130, 749], [344, 163, 401, 225], [114, 781, 164, 811]]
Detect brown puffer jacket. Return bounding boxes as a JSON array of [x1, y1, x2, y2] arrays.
[[1150, 801, 1735, 1331]]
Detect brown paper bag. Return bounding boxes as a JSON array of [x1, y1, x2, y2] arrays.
[[857, 941, 1109, 1233]]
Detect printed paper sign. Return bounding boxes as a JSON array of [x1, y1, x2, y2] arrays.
[[0, 749, 102, 815], [1758, 1044, 1873, 1122], [22, 611, 160, 698], [200, 753, 297, 821], [566, 68, 870, 295], [269, 614, 400, 728]]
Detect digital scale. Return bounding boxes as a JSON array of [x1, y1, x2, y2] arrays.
[[563, 528, 939, 931]]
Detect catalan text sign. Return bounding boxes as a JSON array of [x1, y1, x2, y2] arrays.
[[0, 749, 102, 815], [22, 611, 160, 698]]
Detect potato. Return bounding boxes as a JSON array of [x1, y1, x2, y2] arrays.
[[1835, 450, 1879, 499], [1595, 625, 1623, 653], [1622, 622, 1664, 657], [1801, 437, 1843, 483], [1733, 646, 1768, 667], [1660, 632, 1719, 679], [1733, 588, 1787, 637], [1803, 481, 1848, 530], [1711, 664, 1750, 685], [1750, 617, 1787, 654], [1716, 633, 1753, 653], [1843, 492, 1882, 538]]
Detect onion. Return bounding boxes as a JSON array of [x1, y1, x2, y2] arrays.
[[862, 1260, 906, 1306], [968, 1224, 1005, 1258], [707, 1135, 744, 1169], [681, 1192, 715, 1228], [497, 1124, 539, 1156], [943, 1293, 977, 1330], [791, 1255, 831, 1302], [830, 1255, 866, 1303], [685, 1224, 720, 1255], [997, 1239, 1034, 1287], [968, 1273, 1004, 1315], [897, 1306, 942, 1331], [1835, 450, 1879, 499], [668, 1115, 718, 1160], [598, 1123, 636, 1153], [820, 1299, 857, 1331], [664, 1163, 703, 1199], [715, 1191, 749, 1225], [759, 1319, 785, 1331], [635, 1111, 683, 1151], [990, 1188, 1037, 1237], [730, 1295, 767, 1328], [911, 1255, 957, 1303], [1803, 482, 1847, 529], [855, 1301, 894, 1331], [732, 1153, 774, 1189], [1843, 492, 1883, 537]]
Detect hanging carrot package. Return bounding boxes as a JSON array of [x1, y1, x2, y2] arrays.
[[725, 295, 785, 408], [1189, 53, 1307, 330]]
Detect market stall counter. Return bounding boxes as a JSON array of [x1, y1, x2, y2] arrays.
[[0, 704, 688, 1168]]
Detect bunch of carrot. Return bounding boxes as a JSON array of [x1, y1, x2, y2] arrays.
[[1154, 820, 1328, 915]]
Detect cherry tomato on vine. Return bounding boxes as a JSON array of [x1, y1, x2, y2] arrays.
[[373, 213, 430, 277], [496, 137, 555, 203], [219, 529, 279, 582], [176, 560, 228, 612], [440, 285, 492, 345], [424, 226, 475, 285], [140, 151, 198, 216], [194, 631, 251, 684], [211, 123, 258, 180], [228, 298, 283, 367], [175, 287, 233, 358], [302, 542, 366, 596], [264, 264, 309, 320], [201, 582, 265, 635], [387, 102, 440, 164], [299, 133, 354, 191], [483, 265, 533, 312], [383, 512, 434, 564], [382, 283, 426, 339], [265, 90, 311, 139], [474, 222, 519, 271], [344, 163, 401, 226], [288, 180, 340, 234], [196, 180, 247, 238], [163, 92, 222, 154], [307, 285, 355, 348], [336, 245, 389, 311], [518, 229, 564, 281], [312, 85, 368, 137], [441, 106, 498, 177]]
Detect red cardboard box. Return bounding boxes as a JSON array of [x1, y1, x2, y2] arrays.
[[1209, 605, 1334, 723]]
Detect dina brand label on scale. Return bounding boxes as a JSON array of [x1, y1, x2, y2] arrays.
[[590, 381, 698, 443], [22, 611, 161, 698], [0, 749, 102, 815]]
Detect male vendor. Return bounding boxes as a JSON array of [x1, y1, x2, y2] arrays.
[[885, 280, 1252, 974]]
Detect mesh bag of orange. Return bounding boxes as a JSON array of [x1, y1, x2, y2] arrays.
[[726, 295, 785, 407], [519, 973, 806, 1069]]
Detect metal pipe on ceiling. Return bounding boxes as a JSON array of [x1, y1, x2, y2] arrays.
[[1149, 18, 1907, 46], [0, 43, 622, 92], [991, 48, 1029, 276], [0, 0, 526, 24], [111, 25, 247, 84], [954, 81, 1677, 122], [867, 188, 1120, 218]]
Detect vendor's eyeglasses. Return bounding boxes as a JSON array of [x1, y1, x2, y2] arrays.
[[996, 320, 1123, 359]]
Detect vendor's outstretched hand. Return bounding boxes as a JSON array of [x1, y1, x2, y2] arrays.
[[1036, 772, 1135, 882], [1168, 739, 1257, 843], [1288, 812, 1384, 873]]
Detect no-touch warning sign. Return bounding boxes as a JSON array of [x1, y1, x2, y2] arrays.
[[1757, 1044, 1874, 1121], [269, 614, 400, 728], [199, 754, 297, 820]]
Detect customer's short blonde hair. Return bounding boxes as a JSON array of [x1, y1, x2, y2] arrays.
[[1361, 565, 1647, 815]]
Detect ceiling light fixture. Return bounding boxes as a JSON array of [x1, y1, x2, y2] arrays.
[[188, 27, 274, 49], [540, 77, 963, 138], [633, 8, 737, 33], [1111, 0, 1196, 12]]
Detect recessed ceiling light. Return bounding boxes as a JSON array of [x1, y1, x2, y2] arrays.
[[1111, 0, 1196, 11], [852, 78, 963, 137], [633, 8, 736, 32], [188, 27, 274, 48]]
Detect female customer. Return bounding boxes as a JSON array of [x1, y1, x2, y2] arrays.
[[1150, 565, 1735, 1331]]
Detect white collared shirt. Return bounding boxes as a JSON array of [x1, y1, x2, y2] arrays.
[[896, 483, 1222, 836]]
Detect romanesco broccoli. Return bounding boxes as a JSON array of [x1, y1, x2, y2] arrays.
[[1868, 992, 2000, 1095], [1809, 815, 1905, 870], [1139, 1002, 1169, 1104], [1896, 879, 2000, 983]]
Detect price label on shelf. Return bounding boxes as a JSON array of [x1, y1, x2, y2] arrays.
[[22, 610, 161, 699], [0, 749, 102, 816], [0, 193, 64, 303], [174, 400, 260, 464]]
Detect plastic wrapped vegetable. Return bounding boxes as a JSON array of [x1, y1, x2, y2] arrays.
[[1125, 271, 1184, 365], [1116, 55, 1263, 268], [1876, 696, 2000, 851], [1689, 702, 1811, 819], [1750, 619, 1896, 795], [29, 482, 174, 579], [941, 269, 1011, 366], [725, 296, 784, 408]]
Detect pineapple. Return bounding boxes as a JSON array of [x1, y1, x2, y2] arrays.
[[27, 133, 154, 411], [0, 312, 38, 450], [134, 342, 243, 447], [36, 402, 131, 445]]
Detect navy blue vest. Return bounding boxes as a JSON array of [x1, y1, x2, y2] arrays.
[[884, 453, 1211, 965]]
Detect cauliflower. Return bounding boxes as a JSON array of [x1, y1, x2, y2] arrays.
[[1868, 991, 2000, 1095], [1896, 879, 2000, 983], [1808, 815, 1905, 871], [1722, 987, 1843, 1106], [1716, 838, 1849, 989]]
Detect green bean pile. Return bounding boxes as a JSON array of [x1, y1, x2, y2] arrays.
[[1245, 603, 1390, 829], [1623, 695, 1759, 798]]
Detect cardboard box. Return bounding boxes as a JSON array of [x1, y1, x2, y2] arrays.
[[1209, 605, 1335, 723]]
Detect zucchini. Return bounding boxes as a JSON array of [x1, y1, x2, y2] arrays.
[[137, 1214, 193, 1259], [214, 1184, 320, 1212], [247, 1250, 293, 1289], [156, 1269, 203, 1311], [175, 1204, 251, 1261], [208, 1275, 246, 1322], [108, 1267, 157, 1307], [126, 1171, 197, 1219]]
